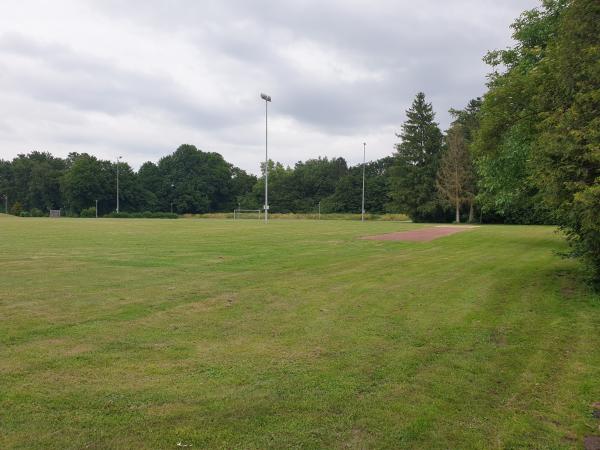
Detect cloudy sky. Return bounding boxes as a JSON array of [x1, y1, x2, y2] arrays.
[[0, 0, 538, 174]]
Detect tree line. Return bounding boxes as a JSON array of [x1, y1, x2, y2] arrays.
[[0, 0, 597, 282], [0, 146, 397, 217]]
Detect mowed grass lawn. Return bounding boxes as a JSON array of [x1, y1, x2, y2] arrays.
[[1, 216, 599, 449]]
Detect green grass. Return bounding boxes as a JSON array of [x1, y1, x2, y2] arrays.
[[1, 216, 599, 449]]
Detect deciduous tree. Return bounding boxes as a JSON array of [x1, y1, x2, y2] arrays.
[[437, 125, 474, 223]]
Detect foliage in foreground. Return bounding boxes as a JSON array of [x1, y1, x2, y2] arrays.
[[475, 0, 600, 283], [534, 0, 600, 284]]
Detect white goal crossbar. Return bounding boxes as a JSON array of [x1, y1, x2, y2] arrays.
[[233, 209, 262, 220]]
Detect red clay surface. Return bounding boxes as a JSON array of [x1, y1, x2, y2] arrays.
[[363, 226, 478, 242]]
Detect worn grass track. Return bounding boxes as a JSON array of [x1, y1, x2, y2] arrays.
[[0, 216, 599, 449]]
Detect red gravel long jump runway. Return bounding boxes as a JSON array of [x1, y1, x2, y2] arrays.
[[362, 225, 479, 242]]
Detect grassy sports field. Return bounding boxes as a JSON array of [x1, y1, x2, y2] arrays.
[[1, 215, 599, 449]]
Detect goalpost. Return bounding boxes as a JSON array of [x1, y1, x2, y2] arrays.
[[233, 209, 262, 220], [49, 209, 61, 218]]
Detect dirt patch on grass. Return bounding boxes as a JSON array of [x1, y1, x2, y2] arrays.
[[362, 225, 479, 242], [584, 436, 600, 450]]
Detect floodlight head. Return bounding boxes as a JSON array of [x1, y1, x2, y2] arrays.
[[260, 93, 272, 102]]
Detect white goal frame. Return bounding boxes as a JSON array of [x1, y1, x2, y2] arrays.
[[49, 209, 61, 218], [233, 209, 262, 220]]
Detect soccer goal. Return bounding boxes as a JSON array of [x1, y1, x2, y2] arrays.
[[233, 209, 262, 220], [49, 209, 61, 218]]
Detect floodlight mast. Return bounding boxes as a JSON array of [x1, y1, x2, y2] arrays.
[[261, 93, 271, 223], [361, 142, 366, 222]]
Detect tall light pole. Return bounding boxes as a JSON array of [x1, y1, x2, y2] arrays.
[[116, 156, 122, 213], [361, 142, 366, 222], [3, 194, 7, 215], [260, 93, 271, 223]]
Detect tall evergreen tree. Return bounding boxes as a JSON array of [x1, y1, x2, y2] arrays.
[[390, 92, 448, 222], [449, 98, 482, 145]]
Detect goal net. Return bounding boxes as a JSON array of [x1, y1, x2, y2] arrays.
[[233, 209, 262, 220], [49, 209, 61, 218]]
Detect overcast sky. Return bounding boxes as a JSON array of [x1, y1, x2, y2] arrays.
[[0, 0, 538, 174]]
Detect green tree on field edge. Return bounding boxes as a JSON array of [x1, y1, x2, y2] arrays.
[[390, 92, 451, 222]]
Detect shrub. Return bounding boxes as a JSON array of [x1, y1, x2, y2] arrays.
[[80, 207, 97, 218], [104, 212, 132, 218], [10, 202, 23, 216], [19, 211, 31, 217], [147, 212, 178, 219], [104, 211, 178, 219], [30, 208, 44, 217]]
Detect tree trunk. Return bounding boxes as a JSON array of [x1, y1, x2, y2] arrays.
[[455, 200, 460, 223], [468, 201, 474, 223]]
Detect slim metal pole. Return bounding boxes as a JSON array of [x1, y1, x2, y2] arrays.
[[170, 183, 175, 214], [116, 156, 121, 213], [318, 201, 321, 220], [264, 99, 268, 223], [361, 142, 366, 222], [95, 199, 98, 218], [4, 195, 7, 215]]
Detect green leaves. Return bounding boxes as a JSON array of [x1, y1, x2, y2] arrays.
[[532, 0, 600, 283], [476, 0, 600, 282]]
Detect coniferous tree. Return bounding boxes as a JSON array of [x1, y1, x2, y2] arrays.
[[390, 92, 448, 222], [449, 98, 482, 145]]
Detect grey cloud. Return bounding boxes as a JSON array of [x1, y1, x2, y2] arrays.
[[0, 33, 236, 129], [0, 0, 539, 171], [90, 0, 535, 131]]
